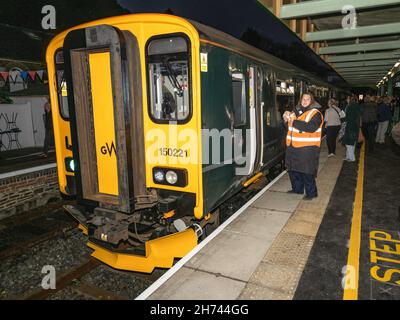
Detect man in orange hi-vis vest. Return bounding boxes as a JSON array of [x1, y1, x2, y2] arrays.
[[283, 93, 324, 200]]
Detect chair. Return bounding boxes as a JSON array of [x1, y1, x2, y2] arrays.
[[4, 113, 22, 150]]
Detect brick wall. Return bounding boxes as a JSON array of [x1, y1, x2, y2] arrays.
[[0, 167, 61, 220]]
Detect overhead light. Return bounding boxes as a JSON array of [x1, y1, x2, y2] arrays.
[[395, 62, 400, 68]]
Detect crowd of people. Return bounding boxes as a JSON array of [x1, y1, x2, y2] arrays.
[[329, 94, 399, 162]]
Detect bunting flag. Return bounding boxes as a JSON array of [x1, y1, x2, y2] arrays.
[[20, 71, 29, 82], [36, 70, 45, 81], [9, 70, 20, 84], [28, 71, 36, 81], [0, 71, 9, 82], [0, 69, 49, 84]]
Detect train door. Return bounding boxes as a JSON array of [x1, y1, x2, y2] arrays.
[[247, 66, 263, 175], [263, 71, 283, 165], [62, 25, 153, 213], [255, 67, 264, 171]]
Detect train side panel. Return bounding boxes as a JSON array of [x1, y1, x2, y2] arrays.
[[200, 43, 285, 214], [201, 45, 247, 214]]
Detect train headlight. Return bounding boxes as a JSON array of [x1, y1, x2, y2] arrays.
[[154, 170, 165, 183], [65, 157, 75, 173], [152, 168, 188, 187], [166, 171, 178, 185]]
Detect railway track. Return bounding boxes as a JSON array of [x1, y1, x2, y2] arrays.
[[0, 202, 77, 261], [22, 256, 163, 300], [0, 201, 163, 300]]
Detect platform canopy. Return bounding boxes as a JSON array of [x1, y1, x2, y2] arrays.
[[260, 0, 400, 88]]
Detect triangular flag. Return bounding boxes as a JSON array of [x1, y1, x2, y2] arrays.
[[0, 71, 9, 82], [9, 70, 19, 84], [28, 71, 36, 81], [20, 71, 29, 81], [36, 70, 44, 81]]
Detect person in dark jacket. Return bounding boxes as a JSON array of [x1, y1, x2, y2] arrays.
[[283, 93, 324, 200], [343, 96, 361, 162], [361, 96, 378, 153], [376, 96, 392, 144], [41, 97, 54, 157]]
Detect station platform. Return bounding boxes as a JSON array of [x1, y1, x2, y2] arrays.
[[0, 148, 58, 220], [139, 140, 400, 300], [295, 142, 400, 300], [0, 147, 55, 174]]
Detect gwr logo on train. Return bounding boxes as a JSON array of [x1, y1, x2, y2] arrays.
[[100, 141, 116, 157], [370, 230, 400, 286]]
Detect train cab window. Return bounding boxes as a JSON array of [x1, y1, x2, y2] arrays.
[[232, 73, 246, 126], [55, 50, 69, 119], [147, 36, 191, 123]]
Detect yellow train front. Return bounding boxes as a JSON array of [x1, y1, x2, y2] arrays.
[[47, 14, 207, 273]]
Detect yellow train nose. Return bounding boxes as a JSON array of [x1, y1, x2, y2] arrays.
[[87, 228, 198, 273]]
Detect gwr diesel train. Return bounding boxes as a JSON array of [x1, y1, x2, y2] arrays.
[[47, 14, 341, 273]]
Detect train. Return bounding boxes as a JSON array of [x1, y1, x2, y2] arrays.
[[46, 13, 343, 273]]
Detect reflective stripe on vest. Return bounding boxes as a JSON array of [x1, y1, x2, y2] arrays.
[[288, 127, 322, 134], [286, 108, 324, 148]]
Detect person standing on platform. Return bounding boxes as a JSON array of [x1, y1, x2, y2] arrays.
[[360, 96, 378, 153], [41, 97, 54, 158], [376, 96, 392, 144], [324, 98, 343, 157], [283, 93, 324, 201], [340, 96, 349, 111], [343, 96, 361, 162]]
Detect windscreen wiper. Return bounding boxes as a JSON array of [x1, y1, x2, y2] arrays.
[[162, 58, 184, 97]]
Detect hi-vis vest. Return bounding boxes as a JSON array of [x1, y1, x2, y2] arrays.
[[286, 108, 324, 148]]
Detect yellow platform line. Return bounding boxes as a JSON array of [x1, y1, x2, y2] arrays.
[[343, 143, 365, 300]]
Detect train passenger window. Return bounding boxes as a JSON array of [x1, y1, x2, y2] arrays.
[[147, 36, 191, 123], [232, 73, 246, 126], [54, 50, 69, 119]]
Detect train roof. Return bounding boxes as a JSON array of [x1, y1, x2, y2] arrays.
[[188, 19, 338, 90], [46, 13, 341, 91]]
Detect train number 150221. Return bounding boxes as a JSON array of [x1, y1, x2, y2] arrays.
[[159, 148, 189, 158]]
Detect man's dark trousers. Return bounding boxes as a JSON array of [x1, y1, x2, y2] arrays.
[[289, 171, 318, 198]]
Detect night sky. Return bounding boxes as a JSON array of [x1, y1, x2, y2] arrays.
[[117, 0, 345, 86]]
